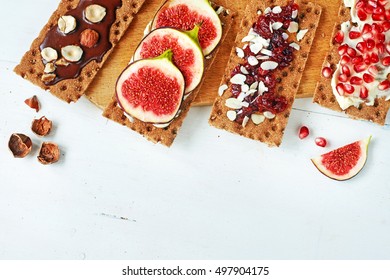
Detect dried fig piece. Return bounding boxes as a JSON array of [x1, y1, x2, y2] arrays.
[[8, 133, 33, 158], [38, 142, 60, 165], [31, 116, 52, 137], [24, 95, 40, 112]]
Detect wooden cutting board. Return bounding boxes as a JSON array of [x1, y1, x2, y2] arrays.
[[85, 0, 340, 108]]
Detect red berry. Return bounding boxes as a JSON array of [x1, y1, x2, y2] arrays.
[[334, 31, 344, 44], [315, 137, 327, 148], [299, 126, 310, 139]]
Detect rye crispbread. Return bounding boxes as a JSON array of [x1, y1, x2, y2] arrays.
[[313, 2, 390, 125], [209, 0, 322, 147], [14, 0, 145, 103], [103, 1, 236, 147]]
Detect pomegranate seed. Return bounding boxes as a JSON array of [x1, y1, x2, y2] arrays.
[[386, 10, 390, 21], [377, 43, 385, 54], [374, 6, 384, 14], [352, 55, 363, 64], [341, 55, 351, 65], [334, 31, 344, 44], [370, 53, 379, 63], [368, 0, 377, 8], [382, 56, 390, 66], [364, 5, 374, 14], [368, 65, 379, 75], [350, 76, 363, 85], [341, 65, 351, 76], [363, 32, 374, 41], [372, 23, 384, 33], [354, 63, 368, 73], [322, 67, 333, 78], [363, 73, 375, 83], [315, 137, 327, 148], [356, 42, 367, 53], [338, 44, 348, 55], [372, 13, 385, 21], [299, 126, 310, 139], [362, 23, 372, 34], [383, 21, 390, 31], [344, 84, 355, 94], [357, 9, 368, 20], [356, 1, 365, 9], [376, 33, 385, 43], [386, 44, 390, 55], [366, 39, 376, 50], [360, 86, 369, 99], [349, 31, 361, 39], [378, 80, 390, 90], [338, 74, 349, 82], [347, 47, 357, 57], [336, 83, 346, 95]]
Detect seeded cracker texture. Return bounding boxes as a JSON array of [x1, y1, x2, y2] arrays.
[[14, 0, 146, 103], [103, 1, 236, 147], [313, 2, 390, 125], [209, 0, 322, 147]]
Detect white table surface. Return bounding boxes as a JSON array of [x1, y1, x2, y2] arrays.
[[0, 0, 389, 260]]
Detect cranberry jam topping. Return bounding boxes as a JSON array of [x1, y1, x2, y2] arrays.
[[40, 0, 122, 86], [224, 1, 302, 125]]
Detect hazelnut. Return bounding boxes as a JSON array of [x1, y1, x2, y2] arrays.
[[41, 47, 58, 62], [32, 116, 52, 137], [8, 133, 33, 158], [55, 58, 70, 67], [38, 142, 60, 165], [44, 62, 55, 73], [58, 15, 77, 34], [41, 73, 56, 83], [61, 45, 83, 62], [85, 4, 106, 23], [80, 29, 99, 48], [24, 95, 40, 112]]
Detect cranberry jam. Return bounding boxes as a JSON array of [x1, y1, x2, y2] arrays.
[[229, 1, 299, 124]]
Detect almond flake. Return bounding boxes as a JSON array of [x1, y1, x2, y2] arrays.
[[241, 84, 250, 93], [289, 42, 300, 50], [288, 22, 299, 33], [250, 81, 259, 90], [248, 56, 259, 66], [272, 22, 283, 30], [282, 33, 289, 40], [264, 111, 276, 119], [292, 10, 298, 19], [251, 114, 266, 125], [261, 61, 278, 71], [272, 6, 282, 14], [257, 10, 262, 15], [225, 98, 244, 109], [297, 29, 309, 41], [269, 22, 273, 33], [256, 55, 270, 60], [250, 42, 263, 54], [242, 101, 250, 108], [242, 116, 250, 127], [236, 47, 245, 58], [260, 49, 273, 56], [258, 81, 269, 94], [230, 74, 246, 85], [264, 7, 271, 14], [218, 84, 228, 96], [227, 110, 237, 121], [240, 66, 249, 75], [242, 34, 256, 43]]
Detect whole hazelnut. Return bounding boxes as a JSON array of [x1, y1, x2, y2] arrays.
[[8, 133, 33, 158], [80, 29, 100, 48]]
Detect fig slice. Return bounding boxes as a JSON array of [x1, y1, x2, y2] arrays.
[[134, 26, 204, 94], [151, 0, 223, 55], [116, 50, 185, 124], [311, 136, 372, 181]]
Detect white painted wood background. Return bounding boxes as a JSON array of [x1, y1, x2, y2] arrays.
[[0, 0, 389, 259]]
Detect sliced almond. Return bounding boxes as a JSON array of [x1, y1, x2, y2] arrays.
[[242, 116, 250, 127], [264, 111, 276, 119], [297, 29, 309, 41], [272, 6, 282, 14], [260, 49, 273, 56], [58, 15, 77, 34], [251, 114, 266, 125], [44, 63, 55, 73], [288, 22, 299, 33], [230, 74, 247, 85], [61, 45, 83, 62], [227, 110, 237, 121], [248, 56, 259, 66], [292, 10, 298, 19], [240, 66, 249, 75], [85, 4, 106, 23], [261, 61, 278, 71], [218, 84, 228, 96], [41, 47, 58, 62], [236, 47, 245, 58], [272, 22, 283, 30], [226, 98, 244, 109], [290, 42, 300, 50], [250, 42, 263, 55]]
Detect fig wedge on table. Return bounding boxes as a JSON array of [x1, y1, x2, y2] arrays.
[[134, 26, 204, 94], [311, 136, 372, 181], [151, 0, 223, 55], [116, 50, 185, 124]]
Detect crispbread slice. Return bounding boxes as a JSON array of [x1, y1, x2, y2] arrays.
[[313, 3, 390, 125], [209, 0, 322, 147], [103, 1, 236, 147], [14, 0, 145, 103]]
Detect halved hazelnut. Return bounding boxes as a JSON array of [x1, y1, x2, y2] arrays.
[[8, 133, 33, 158], [55, 58, 70, 67], [41, 73, 56, 83], [58, 15, 77, 34], [44, 62, 55, 73], [32, 116, 52, 137], [38, 142, 60, 165], [80, 29, 99, 48], [41, 47, 58, 62], [61, 45, 83, 62], [85, 4, 106, 23], [24, 95, 40, 112]]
